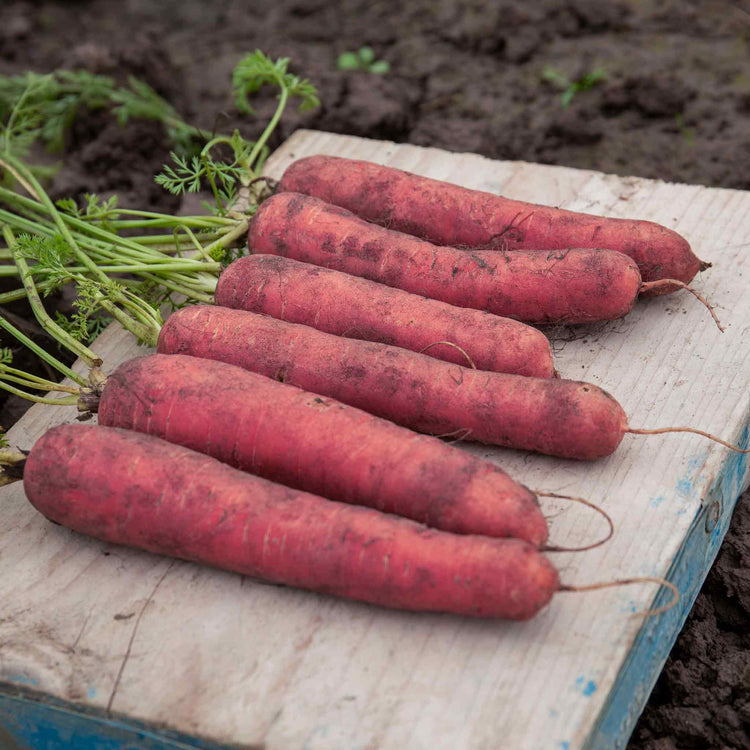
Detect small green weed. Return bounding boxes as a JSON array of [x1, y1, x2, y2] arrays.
[[542, 66, 608, 107], [337, 47, 390, 75], [674, 114, 695, 145]]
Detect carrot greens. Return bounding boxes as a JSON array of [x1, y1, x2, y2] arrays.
[[0, 50, 319, 406]]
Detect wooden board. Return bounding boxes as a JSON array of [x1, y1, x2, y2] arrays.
[[1, 130, 748, 750]]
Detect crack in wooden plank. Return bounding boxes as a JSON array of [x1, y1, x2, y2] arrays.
[[106, 561, 175, 715]]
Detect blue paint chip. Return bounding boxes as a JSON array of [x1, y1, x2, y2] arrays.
[[87, 686, 97, 699], [582, 680, 597, 696], [558, 742, 570, 750], [574, 675, 598, 696], [676, 476, 693, 497], [687, 455, 705, 470], [649, 495, 665, 508]]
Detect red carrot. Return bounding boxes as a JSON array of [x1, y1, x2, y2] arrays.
[[248, 192, 645, 325], [214, 254, 556, 377], [98, 354, 549, 545], [24, 423, 559, 620], [279, 154, 708, 293], [157, 305, 629, 460]]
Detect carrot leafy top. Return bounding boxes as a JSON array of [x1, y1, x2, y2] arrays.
[[0, 51, 318, 403]]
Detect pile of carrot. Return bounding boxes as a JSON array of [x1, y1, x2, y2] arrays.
[[22, 153, 717, 620]]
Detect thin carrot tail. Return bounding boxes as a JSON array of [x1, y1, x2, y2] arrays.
[[628, 427, 750, 454], [536, 491, 614, 552], [419, 341, 477, 370], [558, 577, 679, 617], [639, 278, 724, 332], [433, 427, 473, 444]]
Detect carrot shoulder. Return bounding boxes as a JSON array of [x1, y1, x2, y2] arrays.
[[157, 306, 629, 460], [279, 154, 704, 291], [248, 192, 643, 325], [99, 354, 549, 545], [215, 254, 555, 377], [24, 424, 559, 620]]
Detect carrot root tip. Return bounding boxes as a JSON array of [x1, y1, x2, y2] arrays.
[[627, 427, 750, 454], [639, 279, 724, 332], [536, 490, 614, 552], [559, 577, 679, 617]]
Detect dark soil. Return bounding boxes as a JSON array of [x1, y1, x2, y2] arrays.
[[1, 0, 749, 746]]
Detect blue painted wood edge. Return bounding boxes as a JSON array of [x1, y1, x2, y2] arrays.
[[0, 684, 256, 750], [584, 424, 750, 750]]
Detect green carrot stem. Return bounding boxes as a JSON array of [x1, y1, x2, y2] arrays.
[[200, 152, 225, 215], [1, 154, 112, 285], [0, 371, 79, 393], [138, 272, 215, 302], [0, 183, 203, 268], [0, 205, 219, 274], [0, 206, 53, 236], [74, 231, 204, 268], [246, 86, 289, 174], [0, 380, 79, 406], [253, 144, 271, 175], [0, 363, 80, 388], [0, 316, 85, 385], [95, 297, 159, 347], [0, 283, 58, 305], [179, 225, 214, 262], [60, 261, 222, 274], [3, 176, 159, 341], [0, 266, 28, 277], [115, 287, 163, 327], [2, 225, 102, 368], [124, 232, 222, 246], [203, 216, 250, 256], [106, 216, 232, 228], [0, 262, 213, 278], [0, 197, 222, 248]]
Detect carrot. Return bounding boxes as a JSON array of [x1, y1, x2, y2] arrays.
[[98, 353, 549, 545], [157, 305, 628, 460], [214, 254, 556, 377], [24, 423, 559, 620], [278, 154, 708, 294], [247, 192, 645, 325]]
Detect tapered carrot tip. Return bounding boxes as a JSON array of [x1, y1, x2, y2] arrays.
[[559, 577, 680, 618], [628, 426, 750, 454], [537, 491, 614, 553], [639, 279, 724, 331]]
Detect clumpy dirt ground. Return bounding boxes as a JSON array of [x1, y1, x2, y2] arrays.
[[1, 0, 749, 746]]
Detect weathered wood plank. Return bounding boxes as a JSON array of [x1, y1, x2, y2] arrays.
[[1, 130, 748, 749]]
